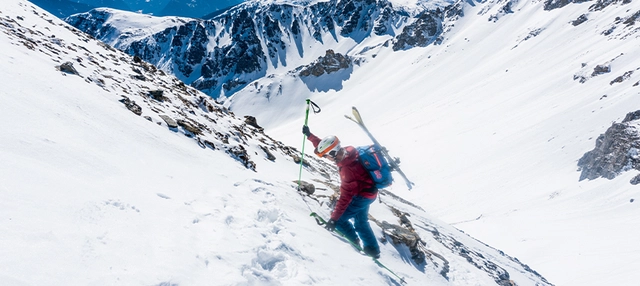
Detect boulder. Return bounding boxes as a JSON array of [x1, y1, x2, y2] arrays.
[[295, 180, 315, 195], [159, 114, 178, 128], [245, 115, 264, 131], [58, 61, 79, 75]]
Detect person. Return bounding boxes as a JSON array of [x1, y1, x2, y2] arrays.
[[303, 125, 381, 258]]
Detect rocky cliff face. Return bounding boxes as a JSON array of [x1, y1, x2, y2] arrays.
[[65, 0, 455, 98], [578, 110, 640, 184]]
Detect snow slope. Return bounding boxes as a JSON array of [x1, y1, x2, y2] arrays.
[[0, 0, 551, 285], [224, 0, 640, 285]]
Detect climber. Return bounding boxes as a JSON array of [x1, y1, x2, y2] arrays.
[[303, 125, 381, 258]]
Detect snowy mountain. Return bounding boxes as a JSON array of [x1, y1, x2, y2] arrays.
[[26, 0, 99, 18], [0, 0, 557, 285], [56, 0, 640, 285], [158, 0, 245, 19], [27, 0, 246, 18], [64, 0, 459, 98]]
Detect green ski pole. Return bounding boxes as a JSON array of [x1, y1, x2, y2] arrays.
[[297, 99, 311, 192], [297, 99, 320, 191]]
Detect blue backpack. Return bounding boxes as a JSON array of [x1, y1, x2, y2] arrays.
[[356, 145, 393, 189]]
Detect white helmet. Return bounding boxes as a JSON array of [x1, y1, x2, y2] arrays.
[[315, 135, 341, 158]]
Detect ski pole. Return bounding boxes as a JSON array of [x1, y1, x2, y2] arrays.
[[297, 99, 311, 192], [297, 99, 320, 192]]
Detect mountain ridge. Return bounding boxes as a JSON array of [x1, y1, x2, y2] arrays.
[[65, 0, 461, 98]]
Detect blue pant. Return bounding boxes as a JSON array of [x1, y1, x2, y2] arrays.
[[335, 196, 379, 252]]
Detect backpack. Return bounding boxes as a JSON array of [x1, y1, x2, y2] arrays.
[[356, 145, 393, 189]]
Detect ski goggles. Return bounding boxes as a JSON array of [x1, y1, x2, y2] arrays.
[[326, 150, 338, 158]]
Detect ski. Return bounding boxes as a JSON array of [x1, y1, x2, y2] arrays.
[[310, 212, 407, 284], [345, 107, 415, 190]]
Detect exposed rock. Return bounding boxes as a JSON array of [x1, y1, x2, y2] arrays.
[[292, 154, 310, 167], [295, 180, 315, 195], [177, 119, 202, 135], [378, 220, 426, 263], [299, 50, 352, 77], [610, 70, 634, 85], [393, 11, 442, 51], [589, 0, 631, 11], [260, 145, 276, 161], [148, 89, 167, 102], [58, 61, 79, 75], [244, 115, 264, 131], [227, 145, 256, 171], [488, 1, 515, 22], [159, 114, 178, 128], [544, 0, 591, 11], [623, 110, 640, 123], [203, 139, 216, 150], [578, 110, 640, 182], [132, 74, 146, 81], [572, 14, 588, 26], [118, 96, 142, 115], [591, 64, 611, 76], [622, 10, 640, 26]]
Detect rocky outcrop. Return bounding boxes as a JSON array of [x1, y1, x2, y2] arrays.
[[298, 50, 351, 77], [589, 0, 632, 11], [244, 115, 264, 131], [578, 110, 640, 184], [543, 0, 592, 11], [227, 145, 256, 171], [393, 11, 443, 51], [119, 96, 142, 116], [572, 14, 589, 26], [592, 64, 611, 76], [610, 71, 634, 85], [57, 61, 80, 75]]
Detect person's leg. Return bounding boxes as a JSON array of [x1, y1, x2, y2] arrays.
[[352, 196, 380, 256], [335, 203, 359, 243]]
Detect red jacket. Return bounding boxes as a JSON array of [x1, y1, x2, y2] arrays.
[[308, 133, 377, 221]]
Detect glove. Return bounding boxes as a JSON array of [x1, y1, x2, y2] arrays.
[[325, 219, 336, 231], [302, 125, 311, 137]]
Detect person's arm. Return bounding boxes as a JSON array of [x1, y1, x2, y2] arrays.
[[307, 133, 321, 148], [303, 125, 321, 148]]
